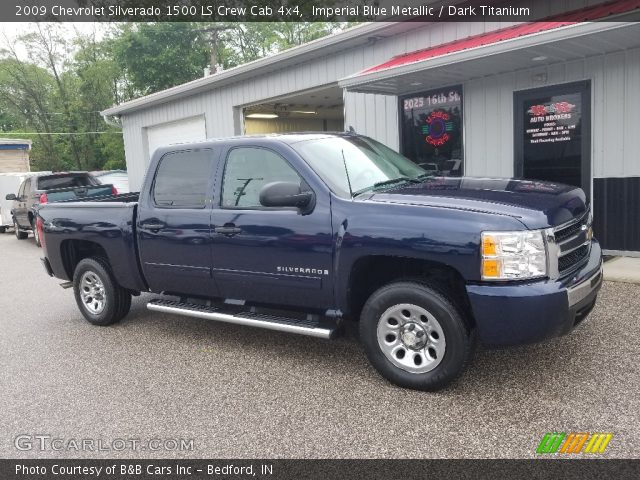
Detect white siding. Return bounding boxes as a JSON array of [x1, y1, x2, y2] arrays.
[[462, 47, 640, 180], [119, 0, 637, 190], [121, 20, 531, 189]]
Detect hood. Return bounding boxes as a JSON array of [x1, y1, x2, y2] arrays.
[[366, 177, 587, 229]]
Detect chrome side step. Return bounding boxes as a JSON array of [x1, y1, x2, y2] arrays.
[[147, 299, 338, 339]]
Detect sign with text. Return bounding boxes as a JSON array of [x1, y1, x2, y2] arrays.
[[515, 81, 591, 194], [400, 86, 463, 176]]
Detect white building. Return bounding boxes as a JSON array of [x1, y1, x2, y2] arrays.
[[0, 139, 31, 173], [102, 1, 640, 254]]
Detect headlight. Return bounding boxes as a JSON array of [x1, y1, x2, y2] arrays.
[[481, 230, 547, 281]]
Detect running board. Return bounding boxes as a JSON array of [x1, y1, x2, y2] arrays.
[[147, 299, 338, 339]]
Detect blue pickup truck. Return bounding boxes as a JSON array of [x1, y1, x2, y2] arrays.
[[37, 133, 602, 390]]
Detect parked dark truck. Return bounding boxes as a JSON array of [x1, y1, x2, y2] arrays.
[[36, 134, 602, 391], [6, 172, 116, 246]]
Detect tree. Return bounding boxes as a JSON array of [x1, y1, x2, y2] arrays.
[[0, 24, 127, 171], [111, 23, 210, 96], [0, 21, 356, 171]]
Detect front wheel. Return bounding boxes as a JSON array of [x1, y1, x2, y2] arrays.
[[360, 282, 475, 391], [73, 257, 131, 326]]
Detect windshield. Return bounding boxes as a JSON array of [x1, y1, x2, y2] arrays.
[[291, 136, 427, 197]]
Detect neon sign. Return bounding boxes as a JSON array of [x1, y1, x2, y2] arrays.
[[421, 110, 454, 146]]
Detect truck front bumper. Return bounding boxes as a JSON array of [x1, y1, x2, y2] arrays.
[[466, 240, 603, 346]]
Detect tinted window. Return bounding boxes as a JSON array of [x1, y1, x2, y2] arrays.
[[37, 174, 97, 190], [153, 150, 214, 207], [221, 147, 300, 208]]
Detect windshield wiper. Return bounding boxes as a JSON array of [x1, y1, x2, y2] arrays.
[[352, 176, 419, 197], [416, 173, 436, 180]]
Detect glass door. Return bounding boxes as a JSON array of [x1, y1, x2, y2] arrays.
[[514, 80, 591, 196]]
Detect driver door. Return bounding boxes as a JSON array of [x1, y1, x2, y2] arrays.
[[210, 146, 334, 309]]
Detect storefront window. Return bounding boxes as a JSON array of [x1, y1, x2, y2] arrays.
[[514, 81, 590, 194], [400, 85, 463, 176]]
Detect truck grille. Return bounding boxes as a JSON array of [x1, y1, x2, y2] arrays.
[[553, 210, 591, 276], [554, 218, 584, 243], [558, 244, 589, 272]]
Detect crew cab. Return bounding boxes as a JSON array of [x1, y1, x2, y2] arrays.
[[6, 172, 115, 246], [36, 134, 602, 391]]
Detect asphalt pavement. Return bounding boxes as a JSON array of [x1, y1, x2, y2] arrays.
[[1, 233, 639, 459]]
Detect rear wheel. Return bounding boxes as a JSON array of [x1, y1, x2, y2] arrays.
[[0, 226, 6, 234], [31, 218, 41, 247], [14, 218, 28, 240], [73, 257, 131, 326], [360, 281, 475, 391]]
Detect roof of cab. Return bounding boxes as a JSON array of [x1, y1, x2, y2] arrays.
[[152, 132, 358, 155]]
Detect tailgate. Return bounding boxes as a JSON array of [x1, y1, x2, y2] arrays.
[[45, 185, 114, 203]]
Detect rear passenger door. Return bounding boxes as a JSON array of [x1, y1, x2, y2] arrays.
[[137, 148, 221, 298], [14, 178, 30, 228], [211, 146, 334, 309]]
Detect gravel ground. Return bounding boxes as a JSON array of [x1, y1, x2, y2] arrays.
[[0, 233, 639, 459]]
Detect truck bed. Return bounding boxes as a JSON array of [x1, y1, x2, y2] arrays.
[[37, 194, 146, 292]]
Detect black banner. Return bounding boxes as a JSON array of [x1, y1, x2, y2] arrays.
[[2, 459, 640, 480], [5, 0, 640, 22]]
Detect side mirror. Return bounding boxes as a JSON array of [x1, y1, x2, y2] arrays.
[[5, 193, 16, 201], [259, 181, 315, 213]]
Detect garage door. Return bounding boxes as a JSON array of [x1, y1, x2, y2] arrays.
[[146, 116, 207, 158]]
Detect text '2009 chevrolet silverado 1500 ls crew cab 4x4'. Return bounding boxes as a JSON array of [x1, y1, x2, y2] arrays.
[[36, 133, 602, 391]]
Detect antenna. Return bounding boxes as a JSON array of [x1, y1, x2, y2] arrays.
[[341, 149, 353, 198]]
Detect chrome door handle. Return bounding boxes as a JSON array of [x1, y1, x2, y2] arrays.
[[214, 225, 242, 236]]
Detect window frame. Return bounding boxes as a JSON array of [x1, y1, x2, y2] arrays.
[[151, 148, 217, 210], [219, 145, 311, 211], [23, 178, 32, 198], [398, 84, 464, 177], [17, 179, 27, 199]]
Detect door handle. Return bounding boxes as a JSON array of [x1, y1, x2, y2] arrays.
[[140, 222, 165, 231], [214, 224, 242, 236]]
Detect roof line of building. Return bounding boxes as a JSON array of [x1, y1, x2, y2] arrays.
[[101, 22, 401, 117]]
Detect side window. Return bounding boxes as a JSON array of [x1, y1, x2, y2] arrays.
[[221, 147, 301, 208], [153, 150, 214, 208]]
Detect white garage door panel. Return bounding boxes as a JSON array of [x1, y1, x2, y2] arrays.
[[147, 116, 207, 158]]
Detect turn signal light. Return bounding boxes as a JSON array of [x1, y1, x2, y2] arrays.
[[482, 259, 500, 278], [482, 235, 497, 256]]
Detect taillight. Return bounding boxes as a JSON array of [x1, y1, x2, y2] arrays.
[[36, 216, 45, 249], [39, 193, 48, 204], [111, 185, 118, 195]]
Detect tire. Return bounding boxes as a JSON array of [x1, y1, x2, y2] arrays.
[[359, 281, 475, 391], [0, 226, 6, 234], [14, 218, 28, 240], [31, 218, 41, 247], [73, 257, 132, 326]]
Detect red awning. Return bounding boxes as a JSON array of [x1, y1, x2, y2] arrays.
[[361, 0, 640, 75]]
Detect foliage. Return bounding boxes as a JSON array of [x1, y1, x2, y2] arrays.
[[0, 22, 355, 171]]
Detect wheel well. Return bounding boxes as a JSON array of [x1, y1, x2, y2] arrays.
[[60, 240, 109, 279], [347, 256, 475, 327]]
